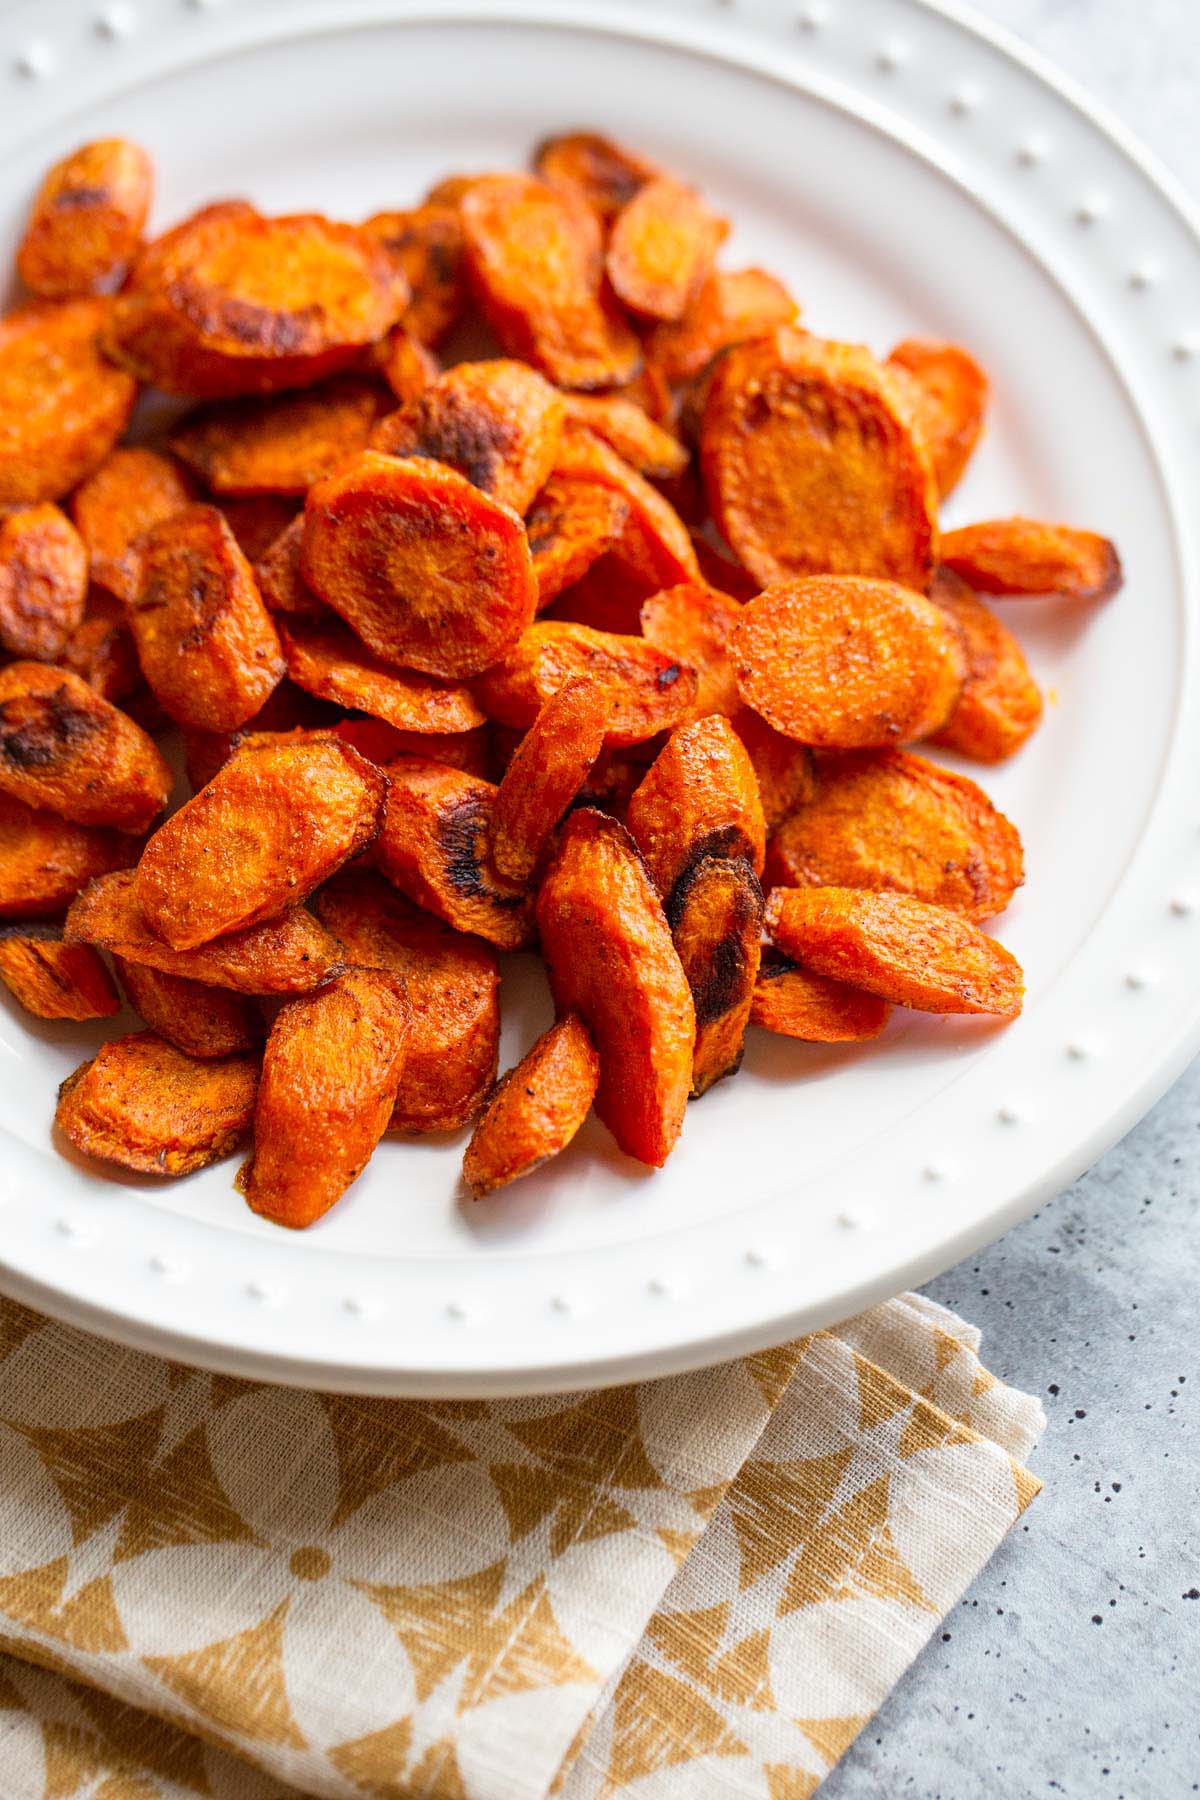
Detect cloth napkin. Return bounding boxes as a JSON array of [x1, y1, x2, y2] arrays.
[[0, 1290, 1042, 1798]]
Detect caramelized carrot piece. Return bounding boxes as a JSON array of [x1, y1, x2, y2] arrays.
[[730, 577, 965, 749], [170, 377, 387, 496], [216, 495, 299, 563], [939, 517, 1123, 602], [375, 758, 535, 951], [541, 553, 650, 637], [0, 793, 137, 920], [668, 854, 763, 1095], [534, 132, 658, 223], [253, 516, 327, 619], [729, 711, 816, 832], [18, 138, 152, 297], [114, 957, 260, 1058], [751, 952, 891, 1042], [65, 869, 343, 994], [560, 395, 688, 479], [0, 505, 88, 661], [238, 968, 408, 1228], [370, 359, 565, 514], [136, 737, 387, 949], [0, 662, 171, 832], [765, 748, 1023, 921], [490, 677, 612, 883], [301, 451, 536, 678], [886, 338, 989, 498], [474, 620, 698, 749], [279, 616, 485, 734], [377, 324, 441, 407], [550, 425, 699, 590], [129, 504, 285, 731], [59, 591, 140, 705], [639, 581, 742, 719], [463, 1013, 600, 1196], [362, 203, 467, 346], [0, 299, 137, 505], [645, 267, 799, 385], [330, 716, 491, 776], [607, 177, 728, 322], [627, 715, 766, 899], [0, 933, 119, 1020], [181, 680, 332, 793], [526, 476, 630, 608], [314, 869, 499, 1134], [700, 328, 938, 590], [107, 207, 406, 398], [765, 886, 1024, 1017], [70, 448, 193, 603], [927, 566, 1043, 762], [688, 532, 760, 602], [460, 175, 641, 390], [536, 808, 695, 1165], [57, 1031, 259, 1177]]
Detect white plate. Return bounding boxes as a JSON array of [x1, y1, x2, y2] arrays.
[[1, 0, 1198, 1396]]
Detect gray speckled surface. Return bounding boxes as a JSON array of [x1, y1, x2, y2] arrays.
[[826, 12, 1200, 1795]]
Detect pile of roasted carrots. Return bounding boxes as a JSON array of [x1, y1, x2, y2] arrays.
[[0, 131, 1121, 1222]]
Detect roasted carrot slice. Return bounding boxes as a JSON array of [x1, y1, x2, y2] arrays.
[[0, 662, 171, 832], [65, 869, 343, 994], [57, 1031, 259, 1177], [534, 132, 658, 224], [314, 869, 499, 1134], [463, 1013, 600, 1196], [550, 425, 699, 590], [639, 581, 742, 719], [536, 808, 694, 1165], [181, 680, 332, 793], [731, 577, 965, 749], [607, 177, 728, 322], [0, 793, 137, 920], [362, 203, 468, 346], [526, 476, 630, 609], [70, 448, 193, 604], [377, 324, 441, 407], [541, 553, 652, 636], [688, 533, 760, 602], [560, 395, 688, 479], [114, 957, 260, 1058], [216, 495, 299, 563], [667, 854, 763, 1096], [751, 951, 891, 1042], [490, 677, 612, 883], [729, 711, 816, 832], [375, 757, 535, 951], [0, 933, 119, 1021], [645, 267, 799, 385], [330, 716, 491, 776], [238, 968, 408, 1228], [939, 517, 1123, 602], [886, 338, 989, 498], [253, 516, 327, 619], [136, 736, 387, 949], [58, 591, 140, 705], [700, 328, 938, 590], [0, 299, 137, 505], [0, 505, 88, 661], [765, 886, 1024, 1017], [370, 359, 565, 514], [927, 566, 1043, 762], [301, 451, 536, 678], [170, 377, 387, 497], [460, 175, 641, 390], [107, 207, 405, 398], [278, 616, 485, 734], [129, 504, 284, 731], [474, 620, 698, 749], [765, 748, 1023, 922], [627, 715, 766, 899], [18, 138, 152, 298]]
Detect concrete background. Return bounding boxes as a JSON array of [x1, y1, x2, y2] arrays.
[[827, 12, 1200, 1794]]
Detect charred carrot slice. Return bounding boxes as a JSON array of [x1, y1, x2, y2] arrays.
[[301, 451, 536, 679], [463, 1013, 600, 1197], [627, 715, 766, 899], [534, 131, 658, 224], [667, 854, 763, 1095], [71, 448, 193, 604], [114, 957, 261, 1058], [536, 808, 695, 1166], [607, 177, 728, 322], [765, 885, 1024, 1017], [170, 377, 387, 496], [490, 676, 612, 883], [700, 328, 939, 591], [18, 137, 152, 297], [526, 476, 630, 609], [939, 517, 1122, 602], [0, 504, 88, 661], [645, 267, 799, 385], [765, 748, 1023, 922], [279, 616, 485, 734], [730, 577, 965, 750], [362, 203, 467, 346], [0, 299, 137, 505], [0, 662, 171, 833], [0, 933, 119, 1020], [927, 566, 1043, 762], [886, 338, 989, 499], [474, 620, 698, 749], [57, 1031, 259, 1177], [751, 952, 891, 1042]]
